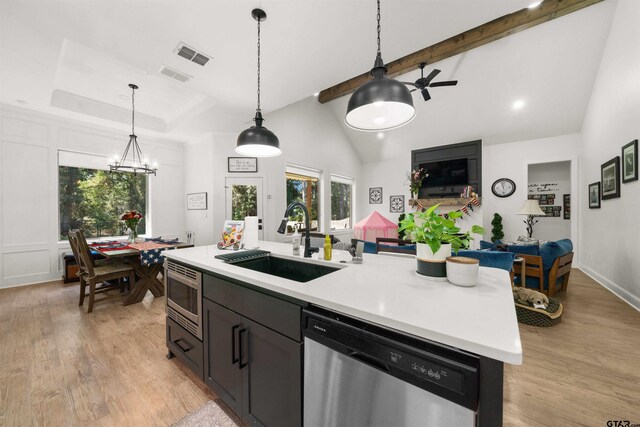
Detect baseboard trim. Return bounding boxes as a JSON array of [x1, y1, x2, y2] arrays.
[[578, 264, 640, 312], [0, 278, 62, 291]]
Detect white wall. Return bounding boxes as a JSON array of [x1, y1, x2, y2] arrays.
[[527, 161, 572, 241], [483, 134, 580, 252], [184, 132, 216, 246], [358, 156, 485, 246], [578, 0, 640, 308], [0, 105, 185, 288], [184, 96, 362, 245]]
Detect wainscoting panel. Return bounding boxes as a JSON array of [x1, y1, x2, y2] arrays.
[[1, 116, 49, 141], [1, 141, 49, 246], [2, 249, 50, 280]]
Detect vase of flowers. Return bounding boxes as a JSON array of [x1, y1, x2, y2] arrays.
[[408, 167, 428, 199], [121, 210, 143, 243]]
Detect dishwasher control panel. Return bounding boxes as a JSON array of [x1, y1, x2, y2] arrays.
[[303, 306, 481, 411], [306, 317, 472, 396]]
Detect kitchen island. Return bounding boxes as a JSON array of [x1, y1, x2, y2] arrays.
[[163, 241, 522, 427]]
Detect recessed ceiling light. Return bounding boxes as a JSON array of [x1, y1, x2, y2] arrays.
[[512, 99, 525, 110], [528, 1, 542, 9], [313, 92, 319, 97], [16, 99, 27, 104]]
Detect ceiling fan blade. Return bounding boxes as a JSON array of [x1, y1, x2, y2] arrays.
[[423, 69, 441, 85], [430, 80, 458, 87], [410, 88, 418, 93], [399, 81, 418, 88], [421, 89, 431, 102]]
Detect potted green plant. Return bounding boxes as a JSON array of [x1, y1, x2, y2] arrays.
[[399, 204, 484, 280]]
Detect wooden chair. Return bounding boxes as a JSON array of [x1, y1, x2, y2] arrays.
[[68, 230, 135, 313], [512, 252, 574, 297]]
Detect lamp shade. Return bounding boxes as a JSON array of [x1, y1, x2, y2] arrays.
[[235, 111, 281, 157], [235, 124, 281, 157], [346, 77, 415, 131], [517, 200, 546, 216]]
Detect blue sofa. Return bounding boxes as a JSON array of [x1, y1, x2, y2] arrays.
[[506, 239, 574, 297]]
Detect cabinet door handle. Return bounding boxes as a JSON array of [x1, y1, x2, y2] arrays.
[[231, 324, 240, 365], [174, 338, 192, 353], [238, 328, 248, 369]]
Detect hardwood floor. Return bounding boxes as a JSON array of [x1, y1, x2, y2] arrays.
[[504, 269, 640, 427], [0, 281, 235, 427], [0, 269, 638, 426]]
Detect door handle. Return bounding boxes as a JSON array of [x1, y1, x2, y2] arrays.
[[231, 324, 240, 365], [238, 328, 248, 369], [174, 338, 192, 353], [348, 351, 390, 372]]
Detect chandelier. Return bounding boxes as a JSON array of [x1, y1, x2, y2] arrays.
[[110, 83, 157, 175]]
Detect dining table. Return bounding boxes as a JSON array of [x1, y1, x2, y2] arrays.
[[90, 240, 193, 305]]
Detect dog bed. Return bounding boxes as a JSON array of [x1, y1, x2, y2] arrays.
[[515, 297, 563, 327]]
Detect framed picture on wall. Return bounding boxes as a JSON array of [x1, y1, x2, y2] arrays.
[[563, 194, 570, 220], [588, 182, 601, 209], [228, 157, 258, 173], [187, 192, 208, 210], [601, 157, 620, 200], [389, 195, 405, 213], [622, 139, 638, 183], [369, 187, 383, 204]]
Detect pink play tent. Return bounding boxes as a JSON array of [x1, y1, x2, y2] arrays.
[[353, 211, 398, 242]]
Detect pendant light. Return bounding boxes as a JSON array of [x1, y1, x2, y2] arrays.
[[110, 84, 158, 175], [236, 8, 281, 157], [345, 0, 415, 131]]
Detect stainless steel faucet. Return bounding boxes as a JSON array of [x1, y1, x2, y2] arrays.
[[277, 202, 319, 258]]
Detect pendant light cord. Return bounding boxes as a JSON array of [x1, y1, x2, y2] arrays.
[[376, 0, 381, 55], [131, 85, 136, 135], [256, 18, 261, 112]]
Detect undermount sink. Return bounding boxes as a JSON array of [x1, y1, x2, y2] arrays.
[[230, 255, 341, 283]]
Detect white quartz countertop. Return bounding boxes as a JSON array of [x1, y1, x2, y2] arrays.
[[164, 241, 522, 365]]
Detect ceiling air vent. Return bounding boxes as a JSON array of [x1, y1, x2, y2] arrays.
[[174, 42, 211, 66], [158, 65, 192, 83]]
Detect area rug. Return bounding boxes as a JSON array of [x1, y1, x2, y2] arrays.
[[172, 400, 239, 427]]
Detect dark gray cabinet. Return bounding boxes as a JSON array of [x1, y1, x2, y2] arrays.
[[203, 274, 303, 427], [203, 299, 242, 414], [166, 317, 204, 379]]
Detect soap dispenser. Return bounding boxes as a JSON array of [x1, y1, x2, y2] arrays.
[[323, 234, 332, 261], [292, 229, 300, 256]]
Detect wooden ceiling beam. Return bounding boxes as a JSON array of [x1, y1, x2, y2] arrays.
[[318, 0, 604, 104]]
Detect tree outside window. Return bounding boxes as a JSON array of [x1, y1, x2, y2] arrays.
[[59, 166, 147, 240], [285, 172, 319, 232], [331, 178, 353, 230]]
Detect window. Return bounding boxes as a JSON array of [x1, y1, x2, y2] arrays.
[[58, 151, 148, 240], [331, 175, 354, 230], [285, 165, 320, 233]]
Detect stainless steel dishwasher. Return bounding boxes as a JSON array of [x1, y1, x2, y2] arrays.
[[303, 306, 480, 427]]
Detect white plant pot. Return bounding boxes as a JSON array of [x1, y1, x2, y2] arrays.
[[416, 242, 451, 281], [446, 256, 480, 287]]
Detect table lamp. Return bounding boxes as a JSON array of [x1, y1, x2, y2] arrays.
[[517, 200, 546, 238]]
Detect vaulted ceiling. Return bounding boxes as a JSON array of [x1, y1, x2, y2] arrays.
[[0, 0, 616, 161]]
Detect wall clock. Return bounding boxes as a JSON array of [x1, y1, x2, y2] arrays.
[[491, 178, 516, 198]]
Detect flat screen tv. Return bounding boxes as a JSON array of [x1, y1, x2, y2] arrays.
[[419, 158, 469, 187]]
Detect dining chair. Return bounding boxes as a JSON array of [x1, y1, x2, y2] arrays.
[[68, 230, 136, 313]]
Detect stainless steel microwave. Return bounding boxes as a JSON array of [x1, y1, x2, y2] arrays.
[[165, 261, 202, 340]]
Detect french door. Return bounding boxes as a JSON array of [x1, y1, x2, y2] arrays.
[[224, 177, 264, 241]]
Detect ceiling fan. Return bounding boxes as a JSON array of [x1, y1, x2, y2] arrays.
[[401, 63, 458, 102]]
